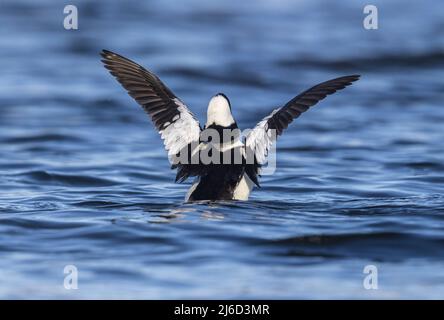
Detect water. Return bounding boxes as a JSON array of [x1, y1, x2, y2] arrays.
[[1, 0, 444, 299]]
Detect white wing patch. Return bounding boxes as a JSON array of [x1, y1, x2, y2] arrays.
[[159, 99, 201, 159], [245, 108, 279, 166]]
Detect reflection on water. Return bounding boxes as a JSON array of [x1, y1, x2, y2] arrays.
[[0, 0, 444, 298]]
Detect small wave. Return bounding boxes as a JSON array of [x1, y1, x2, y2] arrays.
[[73, 200, 124, 208], [0, 217, 88, 231], [19, 170, 118, 187], [278, 51, 444, 71], [161, 67, 270, 88], [255, 232, 444, 262], [2, 133, 84, 144], [385, 161, 444, 171]]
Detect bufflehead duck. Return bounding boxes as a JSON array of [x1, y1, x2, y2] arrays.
[[100, 50, 359, 202]]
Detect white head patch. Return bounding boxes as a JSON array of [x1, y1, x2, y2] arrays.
[[206, 94, 235, 127]]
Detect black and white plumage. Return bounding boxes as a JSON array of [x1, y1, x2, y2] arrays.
[[100, 50, 360, 202], [100, 50, 200, 160]]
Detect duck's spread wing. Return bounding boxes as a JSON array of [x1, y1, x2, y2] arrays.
[[245, 75, 360, 182], [100, 50, 201, 159]]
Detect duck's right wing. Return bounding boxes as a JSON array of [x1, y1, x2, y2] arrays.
[[245, 75, 360, 184], [100, 50, 201, 159]]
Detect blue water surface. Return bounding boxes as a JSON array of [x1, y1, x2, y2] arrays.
[[0, 0, 444, 298]]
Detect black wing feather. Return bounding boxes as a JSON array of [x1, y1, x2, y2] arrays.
[[268, 75, 360, 135], [101, 49, 188, 132], [100, 50, 202, 183], [245, 75, 360, 185]]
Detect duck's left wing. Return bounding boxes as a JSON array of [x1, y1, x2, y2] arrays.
[[245, 75, 360, 182], [100, 50, 201, 158]]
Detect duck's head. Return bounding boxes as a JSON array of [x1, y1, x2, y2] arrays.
[[206, 93, 235, 127]]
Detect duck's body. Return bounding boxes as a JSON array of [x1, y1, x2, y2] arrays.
[[186, 172, 255, 202], [181, 94, 256, 201], [101, 50, 359, 202]]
